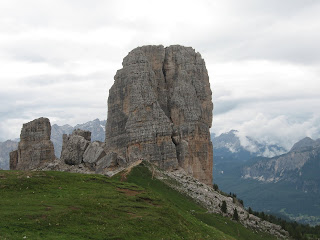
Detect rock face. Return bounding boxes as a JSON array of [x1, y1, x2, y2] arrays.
[[105, 45, 213, 184], [60, 129, 91, 165], [10, 117, 55, 170]]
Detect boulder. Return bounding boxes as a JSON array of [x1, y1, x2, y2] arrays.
[[83, 141, 106, 169], [61, 129, 91, 165], [95, 152, 127, 174]]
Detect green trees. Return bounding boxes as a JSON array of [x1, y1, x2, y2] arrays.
[[233, 208, 239, 221], [221, 200, 227, 213]]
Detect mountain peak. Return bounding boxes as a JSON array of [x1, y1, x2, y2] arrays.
[[290, 137, 315, 152]]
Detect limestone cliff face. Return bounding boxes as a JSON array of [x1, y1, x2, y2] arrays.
[[105, 45, 213, 184], [10, 117, 55, 170]]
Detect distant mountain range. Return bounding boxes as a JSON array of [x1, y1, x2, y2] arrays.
[[242, 137, 320, 192], [212, 130, 287, 162], [214, 135, 320, 225]]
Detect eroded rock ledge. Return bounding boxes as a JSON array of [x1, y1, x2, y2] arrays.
[[105, 45, 213, 185]]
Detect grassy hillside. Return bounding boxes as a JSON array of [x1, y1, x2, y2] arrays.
[[0, 164, 277, 239]]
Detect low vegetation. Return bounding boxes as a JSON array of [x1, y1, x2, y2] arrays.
[[250, 210, 320, 240], [0, 164, 278, 239]]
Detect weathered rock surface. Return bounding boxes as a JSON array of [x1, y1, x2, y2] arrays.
[[59, 128, 127, 174], [51, 119, 106, 158], [9, 117, 55, 170], [105, 45, 213, 185], [83, 141, 106, 170], [60, 129, 91, 165]]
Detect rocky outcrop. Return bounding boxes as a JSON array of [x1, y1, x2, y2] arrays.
[[9, 117, 55, 170], [51, 119, 106, 158], [60, 129, 124, 173], [60, 129, 91, 165], [105, 45, 213, 185]]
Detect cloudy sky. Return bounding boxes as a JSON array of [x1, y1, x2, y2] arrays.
[[0, 0, 319, 150]]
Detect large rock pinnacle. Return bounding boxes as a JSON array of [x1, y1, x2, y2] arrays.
[[10, 117, 55, 170], [105, 45, 213, 184]]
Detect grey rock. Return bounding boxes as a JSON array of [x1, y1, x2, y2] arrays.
[[83, 141, 106, 166], [9, 117, 55, 170], [60, 129, 91, 165], [51, 119, 106, 158], [72, 129, 91, 141], [96, 152, 117, 173], [95, 152, 127, 174], [105, 45, 213, 185]]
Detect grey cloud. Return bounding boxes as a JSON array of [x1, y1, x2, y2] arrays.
[[0, 0, 319, 147], [20, 72, 111, 86], [214, 94, 320, 115]]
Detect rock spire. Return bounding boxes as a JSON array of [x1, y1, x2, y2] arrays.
[[105, 45, 213, 184], [10, 117, 55, 170]]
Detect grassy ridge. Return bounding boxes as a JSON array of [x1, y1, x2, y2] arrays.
[[0, 165, 276, 239]]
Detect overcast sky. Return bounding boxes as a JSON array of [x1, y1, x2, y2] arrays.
[[0, 0, 319, 150]]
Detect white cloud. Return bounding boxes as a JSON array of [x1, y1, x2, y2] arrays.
[[0, 0, 319, 147]]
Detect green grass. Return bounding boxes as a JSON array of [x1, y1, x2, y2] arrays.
[[0, 164, 277, 239]]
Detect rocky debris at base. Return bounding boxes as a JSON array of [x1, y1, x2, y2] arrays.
[[36, 157, 131, 178], [59, 129, 130, 174], [152, 165, 289, 239], [60, 129, 127, 173]]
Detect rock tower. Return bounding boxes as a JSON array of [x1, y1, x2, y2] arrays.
[[10, 117, 55, 170], [105, 45, 213, 184]]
